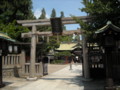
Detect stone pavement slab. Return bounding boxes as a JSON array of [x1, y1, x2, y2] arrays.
[[15, 64, 104, 90], [16, 64, 84, 90], [1, 64, 105, 90], [1, 64, 68, 90]]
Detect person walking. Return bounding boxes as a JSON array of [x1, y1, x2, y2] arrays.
[[43, 55, 48, 75]]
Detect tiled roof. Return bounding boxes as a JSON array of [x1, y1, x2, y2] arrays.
[[0, 32, 16, 42], [95, 21, 120, 34], [56, 43, 80, 51]]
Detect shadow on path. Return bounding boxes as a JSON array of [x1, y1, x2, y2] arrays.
[[41, 75, 105, 90]]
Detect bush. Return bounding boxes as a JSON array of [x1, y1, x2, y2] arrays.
[[54, 51, 72, 57], [51, 60, 64, 64]]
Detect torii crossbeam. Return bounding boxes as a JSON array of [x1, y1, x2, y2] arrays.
[[21, 30, 82, 38], [17, 16, 91, 27]]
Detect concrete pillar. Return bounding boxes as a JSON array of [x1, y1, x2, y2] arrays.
[[82, 34, 90, 79], [36, 35, 39, 43], [2, 56, 4, 66], [47, 36, 50, 43], [57, 34, 59, 43], [20, 50, 26, 76], [0, 56, 5, 88], [11, 55, 13, 65], [27, 25, 37, 80], [8, 56, 10, 65], [39, 61, 43, 76]]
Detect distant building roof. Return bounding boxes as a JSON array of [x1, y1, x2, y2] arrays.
[[56, 43, 81, 51]]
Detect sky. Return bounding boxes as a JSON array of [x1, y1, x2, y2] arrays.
[[32, 0, 87, 30]]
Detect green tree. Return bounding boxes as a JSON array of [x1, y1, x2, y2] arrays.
[[36, 8, 52, 55], [60, 11, 66, 30], [0, 21, 29, 41], [60, 36, 73, 43], [39, 8, 46, 19], [73, 0, 120, 43], [55, 51, 72, 57], [60, 11, 64, 18], [59, 11, 73, 43], [0, 0, 34, 23], [37, 8, 51, 32], [0, 0, 35, 41], [51, 8, 56, 18], [81, 0, 120, 28], [47, 36, 60, 49]]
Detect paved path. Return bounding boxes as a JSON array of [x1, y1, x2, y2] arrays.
[[1, 64, 68, 90], [15, 64, 104, 90], [48, 64, 68, 74]]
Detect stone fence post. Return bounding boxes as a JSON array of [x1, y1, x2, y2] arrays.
[[20, 50, 26, 77]]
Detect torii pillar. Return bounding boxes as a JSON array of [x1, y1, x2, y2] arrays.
[[82, 32, 91, 80], [27, 25, 37, 80]]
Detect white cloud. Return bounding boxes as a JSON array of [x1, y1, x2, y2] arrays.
[[46, 14, 50, 19], [34, 9, 50, 19], [34, 9, 41, 19]]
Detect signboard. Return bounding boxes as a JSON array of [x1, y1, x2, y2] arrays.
[[50, 17, 63, 35]]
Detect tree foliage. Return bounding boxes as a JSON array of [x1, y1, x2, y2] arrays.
[[0, 0, 35, 41], [54, 51, 72, 57], [39, 8, 46, 19], [0, 21, 29, 41], [81, 0, 120, 27], [59, 11, 73, 43], [61, 36, 72, 42], [74, 0, 120, 43], [60, 11, 64, 18], [47, 37, 60, 50], [0, 0, 35, 23], [81, 0, 120, 28], [60, 11, 66, 30], [37, 8, 59, 54], [51, 8, 56, 18], [37, 8, 51, 32]]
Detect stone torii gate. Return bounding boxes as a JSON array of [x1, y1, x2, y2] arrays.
[[17, 16, 91, 80]]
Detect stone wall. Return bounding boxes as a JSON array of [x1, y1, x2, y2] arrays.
[[2, 54, 22, 78], [2, 51, 43, 78]]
